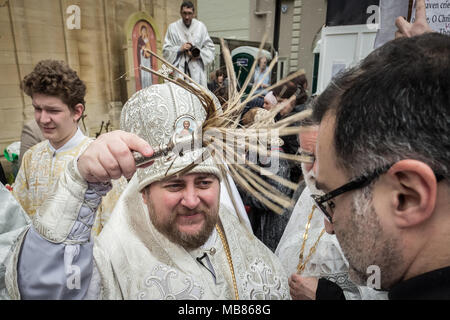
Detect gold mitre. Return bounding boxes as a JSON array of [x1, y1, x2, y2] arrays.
[[120, 82, 222, 192]]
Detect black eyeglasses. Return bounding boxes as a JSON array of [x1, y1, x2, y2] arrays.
[[310, 164, 444, 223]]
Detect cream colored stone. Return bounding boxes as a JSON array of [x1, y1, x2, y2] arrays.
[[0, 0, 179, 163]]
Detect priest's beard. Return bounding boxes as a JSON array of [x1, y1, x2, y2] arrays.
[[147, 199, 219, 251], [334, 187, 403, 289]]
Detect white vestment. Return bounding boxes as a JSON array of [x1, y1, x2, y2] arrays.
[[5, 161, 288, 300], [220, 172, 252, 233], [276, 187, 388, 300], [92, 175, 288, 299], [0, 183, 30, 300], [163, 19, 215, 87], [12, 128, 126, 236]]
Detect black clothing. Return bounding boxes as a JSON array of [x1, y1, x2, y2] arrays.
[[238, 154, 293, 252], [316, 266, 450, 300], [316, 278, 346, 300], [275, 104, 308, 184], [0, 163, 7, 185], [388, 266, 450, 300]]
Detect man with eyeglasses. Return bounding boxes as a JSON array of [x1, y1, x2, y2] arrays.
[[276, 114, 387, 300], [311, 32, 450, 299]]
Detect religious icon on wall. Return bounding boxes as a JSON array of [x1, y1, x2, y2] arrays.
[[132, 20, 158, 91]]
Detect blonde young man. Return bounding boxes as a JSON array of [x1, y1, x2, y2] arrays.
[[12, 60, 124, 234], [5, 82, 288, 300]]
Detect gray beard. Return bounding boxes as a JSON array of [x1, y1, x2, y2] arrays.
[[343, 188, 403, 289]]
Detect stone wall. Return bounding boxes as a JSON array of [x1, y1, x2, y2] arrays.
[[295, 0, 326, 83], [0, 0, 184, 176]]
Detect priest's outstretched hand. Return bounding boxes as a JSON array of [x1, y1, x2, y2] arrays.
[[77, 130, 154, 183]]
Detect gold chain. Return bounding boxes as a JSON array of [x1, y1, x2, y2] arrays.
[[215, 224, 239, 300], [296, 205, 326, 274]]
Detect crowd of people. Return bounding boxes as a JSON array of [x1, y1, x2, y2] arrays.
[[0, 0, 449, 300]]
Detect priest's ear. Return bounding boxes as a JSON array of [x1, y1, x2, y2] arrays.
[[387, 160, 438, 228]]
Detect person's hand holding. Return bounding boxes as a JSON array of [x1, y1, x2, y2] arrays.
[[77, 130, 153, 183], [395, 0, 433, 38], [181, 42, 192, 53], [288, 273, 319, 300]]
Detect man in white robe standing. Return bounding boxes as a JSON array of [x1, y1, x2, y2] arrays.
[[163, 1, 215, 87]]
